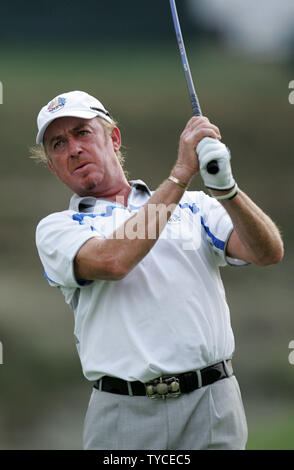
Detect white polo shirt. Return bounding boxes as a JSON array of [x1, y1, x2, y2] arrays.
[[36, 180, 246, 382]]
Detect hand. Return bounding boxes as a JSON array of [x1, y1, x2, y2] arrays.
[[197, 137, 236, 191], [172, 116, 221, 184]]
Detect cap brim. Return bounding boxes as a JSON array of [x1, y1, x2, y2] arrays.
[[36, 109, 113, 144]]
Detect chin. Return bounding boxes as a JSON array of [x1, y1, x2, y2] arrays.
[[75, 176, 102, 196]]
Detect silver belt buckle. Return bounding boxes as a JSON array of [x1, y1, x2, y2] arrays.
[[145, 376, 181, 399]]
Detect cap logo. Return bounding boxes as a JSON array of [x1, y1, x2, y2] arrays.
[[47, 96, 66, 113]]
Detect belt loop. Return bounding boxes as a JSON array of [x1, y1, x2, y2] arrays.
[[99, 378, 103, 391], [127, 381, 133, 396], [223, 360, 232, 377], [196, 369, 202, 388]]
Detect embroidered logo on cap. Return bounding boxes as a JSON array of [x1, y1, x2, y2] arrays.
[[47, 96, 66, 113]]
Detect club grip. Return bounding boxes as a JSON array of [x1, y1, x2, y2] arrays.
[[197, 137, 220, 174], [207, 160, 219, 174]]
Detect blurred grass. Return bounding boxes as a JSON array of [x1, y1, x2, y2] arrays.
[[0, 42, 293, 449], [247, 410, 294, 449]]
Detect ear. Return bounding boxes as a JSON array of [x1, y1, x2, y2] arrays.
[[111, 127, 121, 152]]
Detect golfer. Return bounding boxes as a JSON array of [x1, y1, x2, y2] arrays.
[[35, 90, 283, 450]]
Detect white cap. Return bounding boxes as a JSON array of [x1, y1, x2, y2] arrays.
[[36, 90, 113, 144]]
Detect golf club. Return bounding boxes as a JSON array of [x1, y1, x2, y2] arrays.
[[169, 0, 219, 175]]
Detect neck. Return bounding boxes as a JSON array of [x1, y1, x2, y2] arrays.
[[78, 176, 132, 207], [94, 181, 132, 207]]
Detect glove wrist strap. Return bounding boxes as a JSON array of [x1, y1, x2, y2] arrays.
[[212, 184, 238, 201]]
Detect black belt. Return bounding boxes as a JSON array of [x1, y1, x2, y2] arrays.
[[94, 360, 233, 399]]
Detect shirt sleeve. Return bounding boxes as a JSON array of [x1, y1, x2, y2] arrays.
[[199, 191, 248, 267], [35, 210, 101, 288]]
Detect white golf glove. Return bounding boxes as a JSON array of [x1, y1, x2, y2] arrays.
[[196, 137, 236, 191]]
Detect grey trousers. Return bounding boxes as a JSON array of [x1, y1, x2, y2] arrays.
[[83, 375, 248, 450]]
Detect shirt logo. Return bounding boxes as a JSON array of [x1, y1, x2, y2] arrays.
[[168, 213, 181, 224], [47, 96, 66, 113]]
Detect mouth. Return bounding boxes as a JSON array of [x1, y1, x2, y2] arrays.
[[73, 162, 92, 175]]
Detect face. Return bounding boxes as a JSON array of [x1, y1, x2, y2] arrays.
[[44, 116, 122, 197]]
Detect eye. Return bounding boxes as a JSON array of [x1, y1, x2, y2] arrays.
[[79, 130, 89, 136], [54, 140, 63, 149]]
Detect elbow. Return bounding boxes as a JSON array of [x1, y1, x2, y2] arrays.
[[74, 239, 132, 282], [110, 268, 128, 281], [272, 243, 284, 264], [104, 257, 130, 281], [255, 242, 284, 267]]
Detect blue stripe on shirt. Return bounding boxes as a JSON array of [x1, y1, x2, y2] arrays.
[[44, 270, 57, 284], [200, 217, 225, 250], [179, 202, 225, 250], [72, 204, 142, 224]]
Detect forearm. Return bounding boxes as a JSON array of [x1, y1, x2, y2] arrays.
[[112, 175, 188, 273], [210, 188, 284, 266]]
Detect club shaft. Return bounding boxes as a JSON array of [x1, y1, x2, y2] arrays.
[[169, 0, 219, 175], [169, 0, 202, 116]]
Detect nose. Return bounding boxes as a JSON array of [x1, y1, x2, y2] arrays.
[[68, 137, 82, 158]]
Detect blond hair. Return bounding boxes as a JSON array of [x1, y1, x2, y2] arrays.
[[30, 117, 126, 169]]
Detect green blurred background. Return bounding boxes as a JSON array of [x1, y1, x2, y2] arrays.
[[0, 0, 293, 450]]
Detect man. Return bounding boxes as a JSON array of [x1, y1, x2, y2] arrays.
[[35, 90, 283, 450]]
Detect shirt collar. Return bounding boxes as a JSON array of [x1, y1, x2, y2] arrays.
[[69, 179, 151, 212]]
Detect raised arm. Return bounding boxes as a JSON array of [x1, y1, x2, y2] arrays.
[[211, 188, 283, 266], [195, 132, 283, 266]]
